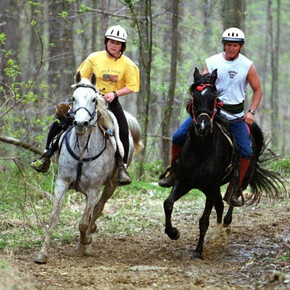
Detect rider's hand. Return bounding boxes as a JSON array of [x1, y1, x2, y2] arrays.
[[244, 111, 254, 126], [104, 92, 116, 103]]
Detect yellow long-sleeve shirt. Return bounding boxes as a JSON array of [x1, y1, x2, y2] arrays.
[[77, 50, 139, 95]]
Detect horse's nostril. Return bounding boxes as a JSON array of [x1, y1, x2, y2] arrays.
[[73, 120, 77, 126], [84, 121, 89, 127]]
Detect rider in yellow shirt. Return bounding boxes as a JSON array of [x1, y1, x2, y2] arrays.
[[31, 25, 139, 185]]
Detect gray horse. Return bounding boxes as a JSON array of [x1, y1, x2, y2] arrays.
[[34, 73, 143, 264]]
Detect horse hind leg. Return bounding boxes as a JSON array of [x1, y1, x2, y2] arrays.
[[34, 180, 68, 264]]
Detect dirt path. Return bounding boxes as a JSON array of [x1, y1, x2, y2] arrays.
[[7, 202, 290, 289]]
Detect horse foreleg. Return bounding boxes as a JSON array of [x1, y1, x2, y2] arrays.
[[78, 189, 99, 246], [34, 180, 68, 264], [89, 182, 117, 234], [214, 191, 224, 224], [194, 197, 214, 259], [164, 183, 188, 240]]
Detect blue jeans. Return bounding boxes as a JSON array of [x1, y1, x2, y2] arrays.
[[172, 116, 252, 159]]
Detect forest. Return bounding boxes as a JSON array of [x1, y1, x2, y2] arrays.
[[0, 0, 289, 171], [0, 1, 289, 289]]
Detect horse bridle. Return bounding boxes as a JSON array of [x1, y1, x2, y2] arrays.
[[71, 84, 99, 125], [64, 84, 108, 189], [190, 83, 218, 132]]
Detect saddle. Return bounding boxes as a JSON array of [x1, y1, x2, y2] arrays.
[[54, 102, 125, 158]]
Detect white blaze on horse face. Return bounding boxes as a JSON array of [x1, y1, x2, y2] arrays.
[[201, 119, 205, 130]]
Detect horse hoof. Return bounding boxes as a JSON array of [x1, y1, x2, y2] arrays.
[[34, 252, 48, 264], [192, 252, 203, 260], [74, 242, 86, 255], [224, 227, 231, 236], [165, 227, 180, 240]]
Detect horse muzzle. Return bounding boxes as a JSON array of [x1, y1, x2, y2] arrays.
[[195, 114, 213, 138], [73, 120, 89, 135]]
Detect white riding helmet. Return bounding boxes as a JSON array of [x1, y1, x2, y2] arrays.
[[222, 27, 245, 44], [105, 25, 127, 43]]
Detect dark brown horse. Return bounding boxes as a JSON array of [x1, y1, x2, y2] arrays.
[[163, 68, 284, 259]]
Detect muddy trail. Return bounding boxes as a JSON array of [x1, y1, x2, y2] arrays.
[[6, 201, 290, 289]]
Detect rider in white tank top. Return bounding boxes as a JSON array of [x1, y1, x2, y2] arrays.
[[206, 52, 253, 120]]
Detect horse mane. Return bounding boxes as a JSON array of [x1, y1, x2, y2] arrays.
[[96, 95, 114, 130]]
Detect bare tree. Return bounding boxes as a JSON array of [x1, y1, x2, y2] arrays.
[[161, 0, 180, 167], [48, 0, 76, 101], [268, 0, 280, 148], [221, 0, 244, 28]]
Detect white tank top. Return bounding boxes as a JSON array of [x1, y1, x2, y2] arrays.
[[205, 52, 253, 119]]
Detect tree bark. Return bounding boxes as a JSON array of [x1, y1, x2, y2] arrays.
[[161, 0, 180, 167], [0, 136, 42, 155]]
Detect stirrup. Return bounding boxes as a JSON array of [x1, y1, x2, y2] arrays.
[[30, 152, 51, 173], [118, 166, 131, 186], [224, 186, 245, 207], [230, 190, 245, 207], [158, 167, 175, 188]]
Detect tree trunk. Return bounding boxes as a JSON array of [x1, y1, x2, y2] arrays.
[[268, 0, 280, 148], [48, 0, 75, 101], [222, 0, 244, 28], [161, 0, 180, 167]]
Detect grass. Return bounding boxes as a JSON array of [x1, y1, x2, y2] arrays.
[[0, 158, 288, 252]]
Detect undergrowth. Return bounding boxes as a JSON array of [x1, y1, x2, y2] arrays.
[[0, 157, 288, 252]]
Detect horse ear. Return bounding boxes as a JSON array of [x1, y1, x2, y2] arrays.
[[75, 71, 81, 83], [210, 69, 217, 84], [91, 73, 97, 86], [193, 67, 201, 83]]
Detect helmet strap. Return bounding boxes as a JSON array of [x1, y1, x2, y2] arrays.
[[105, 38, 123, 61], [105, 46, 123, 61]]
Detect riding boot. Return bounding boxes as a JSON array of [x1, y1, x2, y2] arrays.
[[158, 144, 182, 188], [224, 157, 251, 206], [115, 152, 131, 186], [30, 150, 52, 173]]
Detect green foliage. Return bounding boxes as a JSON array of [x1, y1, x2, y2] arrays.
[[280, 251, 290, 262], [0, 32, 6, 44], [0, 159, 206, 251], [59, 11, 69, 18], [267, 158, 290, 178], [79, 4, 91, 13]]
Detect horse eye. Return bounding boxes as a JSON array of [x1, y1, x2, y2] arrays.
[[92, 98, 96, 102], [72, 97, 75, 102]]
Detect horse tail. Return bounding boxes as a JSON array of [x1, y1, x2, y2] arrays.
[[125, 111, 144, 154], [247, 122, 286, 204]]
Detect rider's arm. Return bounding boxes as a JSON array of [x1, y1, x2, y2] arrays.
[[103, 87, 133, 103], [245, 64, 263, 125], [203, 65, 209, 75]]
